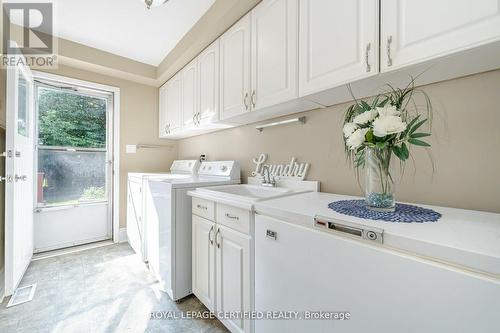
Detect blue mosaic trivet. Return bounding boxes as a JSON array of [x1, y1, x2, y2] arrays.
[[328, 200, 441, 223]]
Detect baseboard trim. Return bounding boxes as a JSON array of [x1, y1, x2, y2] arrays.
[[118, 227, 128, 243], [0, 266, 5, 304]]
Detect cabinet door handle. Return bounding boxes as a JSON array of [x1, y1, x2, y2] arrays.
[[215, 228, 221, 248], [251, 90, 256, 108], [197, 112, 201, 125], [192, 114, 196, 126], [386, 36, 393, 67], [196, 204, 208, 210], [225, 213, 239, 221], [208, 225, 214, 245], [365, 42, 371, 72], [243, 92, 249, 110]]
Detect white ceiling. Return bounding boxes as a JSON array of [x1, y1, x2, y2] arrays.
[[52, 0, 215, 66]]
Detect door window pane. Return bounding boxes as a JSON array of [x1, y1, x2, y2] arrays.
[[18, 73, 28, 137], [37, 87, 107, 148], [37, 149, 106, 206]]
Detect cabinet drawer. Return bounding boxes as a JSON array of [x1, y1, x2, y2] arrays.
[[192, 197, 215, 221], [217, 204, 250, 234]]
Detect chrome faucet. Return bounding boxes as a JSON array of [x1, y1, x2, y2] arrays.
[[261, 165, 276, 187]]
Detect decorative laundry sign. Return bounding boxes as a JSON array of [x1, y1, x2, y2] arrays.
[[251, 153, 310, 180]]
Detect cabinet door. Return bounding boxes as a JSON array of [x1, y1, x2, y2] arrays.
[[198, 40, 220, 125], [192, 215, 216, 311], [299, 0, 379, 97], [182, 58, 198, 129], [381, 0, 500, 72], [158, 84, 168, 138], [251, 0, 298, 110], [165, 72, 183, 134], [216, 225, 251, 333], [219, 13, 251, 121]]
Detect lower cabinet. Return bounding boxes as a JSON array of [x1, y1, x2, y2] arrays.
[[192, 215, 216, 311], [192, 210, 252, 333], [216, 225, 251, 333]]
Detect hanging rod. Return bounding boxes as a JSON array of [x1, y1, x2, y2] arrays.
[[126, 144, 174, 154], [256, 116, 306, 132], [136, 144, 174, 150]]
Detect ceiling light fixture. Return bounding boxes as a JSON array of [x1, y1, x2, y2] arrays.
[[143, 0, 170, 10]]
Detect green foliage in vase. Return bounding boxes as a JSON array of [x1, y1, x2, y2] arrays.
[[342, 77, 433, 169]]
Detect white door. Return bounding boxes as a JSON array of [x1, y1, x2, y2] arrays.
[[192, 215, 216, 311], [158, 84, 168, 138], [381, 0, 500, 72], [198, 40, 220, 125], [182, 58, 198, 129], [219, 13, 251, 121], [165, 73, 183, 134], [5, 59, 35, 295], [251, 0, 298, 110], [33, 80, 113, 252], [299, 0, 379, 97], [216, 225, 251, 333]]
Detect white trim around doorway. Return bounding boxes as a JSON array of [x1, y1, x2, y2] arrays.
[[32, 71, 121, 245]]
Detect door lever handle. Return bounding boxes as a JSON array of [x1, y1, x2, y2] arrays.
[[15, 174, 27, 182]]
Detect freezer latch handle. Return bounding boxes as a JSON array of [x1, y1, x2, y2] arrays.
[[314, 215, 383, 244]]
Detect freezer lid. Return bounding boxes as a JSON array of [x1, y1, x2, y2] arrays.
[[254, 192, 500, 278]]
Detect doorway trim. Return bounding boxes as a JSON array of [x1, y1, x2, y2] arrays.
[[32, 71, 121, 243]]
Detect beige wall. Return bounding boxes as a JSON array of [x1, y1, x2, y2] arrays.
[[40, 65, 178, 228], [178, 69, 500, 214]]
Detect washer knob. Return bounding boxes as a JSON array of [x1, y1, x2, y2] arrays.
[[220, 165, 228, 172]]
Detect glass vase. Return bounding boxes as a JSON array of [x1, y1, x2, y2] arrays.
[[364, 146, 395, 212]]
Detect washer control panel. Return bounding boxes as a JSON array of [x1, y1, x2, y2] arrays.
[[198, 161, 240, 179]]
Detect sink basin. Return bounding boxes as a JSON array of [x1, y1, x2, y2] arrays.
[[198, 184, 294, 201]]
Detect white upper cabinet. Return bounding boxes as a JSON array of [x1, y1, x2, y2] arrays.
[[251, 0, 298, 110], [182, 58, 198, 129], [299, 0, 379, 97], [381, 0, 500, 72], [198, 40, 220, 125], [219, 13, 251, 120], [158, 84, 168, 138], [165, 72, 183, 135]]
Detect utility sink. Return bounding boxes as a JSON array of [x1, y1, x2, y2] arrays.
[[196, 184, 296, 202]]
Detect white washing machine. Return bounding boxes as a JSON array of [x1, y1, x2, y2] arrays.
[[126, 160, 200, 262], [144, 161, 240, 301]]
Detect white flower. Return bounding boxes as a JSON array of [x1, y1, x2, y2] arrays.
[[373, 116, 407, 137], [353, 109, 378, 125], [343, 122, 358, 138], [376, 104, 400, 117], [346, 128, 369, 150]]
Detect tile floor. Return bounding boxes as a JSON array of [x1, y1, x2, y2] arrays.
[[0, 243, 228, 333]]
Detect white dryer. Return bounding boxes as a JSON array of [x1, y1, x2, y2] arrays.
[[144, 161, 240, 301], [126, 160, 200, 262]]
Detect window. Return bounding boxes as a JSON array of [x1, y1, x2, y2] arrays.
[[36, 86, 109, 206]]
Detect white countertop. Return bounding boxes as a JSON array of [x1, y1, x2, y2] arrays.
[[254, 192, 500, 277]]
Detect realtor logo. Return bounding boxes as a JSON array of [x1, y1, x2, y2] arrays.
[[2, 1, 57, 68]]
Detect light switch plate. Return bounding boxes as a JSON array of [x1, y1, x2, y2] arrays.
[[126, 145, 137, 154]]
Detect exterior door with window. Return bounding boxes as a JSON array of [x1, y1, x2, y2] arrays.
[[33, 82, 113, 252], [5, 59, 35, 295]]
